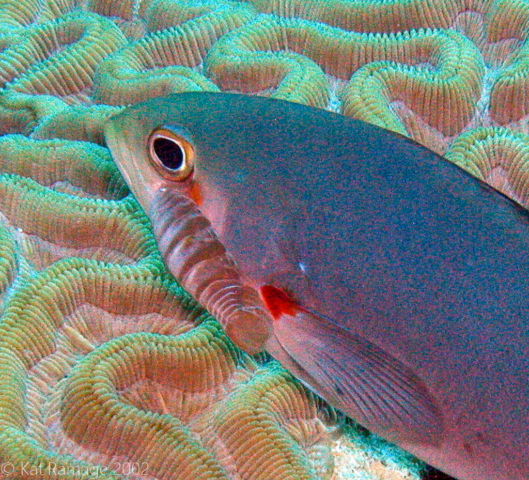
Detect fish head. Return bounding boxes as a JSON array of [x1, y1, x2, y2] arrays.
[[104, 97, 210, 215], [104, 92, 281, 354]]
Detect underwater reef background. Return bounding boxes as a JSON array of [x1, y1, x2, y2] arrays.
[[0, 0, 528, 478]]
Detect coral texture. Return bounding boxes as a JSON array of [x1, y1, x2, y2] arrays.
[[0, 0, 528, 479]]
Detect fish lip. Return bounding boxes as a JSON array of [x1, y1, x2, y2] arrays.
[[150, 187, 273, 353], [105, 117, 165, 211], [103, 120, 134, 188], [225, 306, 273, 355]]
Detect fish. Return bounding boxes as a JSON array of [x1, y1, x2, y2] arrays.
[[104, 92, 529, 480]]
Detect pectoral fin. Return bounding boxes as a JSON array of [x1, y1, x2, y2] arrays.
[[260, 285, 444, 446]]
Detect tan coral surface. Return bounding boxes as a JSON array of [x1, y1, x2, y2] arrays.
[[0, 0, 528, 479]]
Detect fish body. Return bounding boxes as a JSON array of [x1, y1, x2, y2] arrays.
[[105, 92, 529, 480]]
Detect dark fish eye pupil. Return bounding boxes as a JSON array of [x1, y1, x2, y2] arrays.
[[153, 137, 184, 170]]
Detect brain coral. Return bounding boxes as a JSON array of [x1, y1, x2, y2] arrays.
[[0, 0, 528, 479]]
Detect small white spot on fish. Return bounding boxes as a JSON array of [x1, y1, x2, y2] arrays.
[[234, 172, 247, 183]]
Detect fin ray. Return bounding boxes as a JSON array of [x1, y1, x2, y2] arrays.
[[274, 307, 444, 445]]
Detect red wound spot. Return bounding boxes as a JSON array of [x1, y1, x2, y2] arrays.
[[260, 285, 301, 320]]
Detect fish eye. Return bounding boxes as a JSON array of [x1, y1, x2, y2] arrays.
[[148, 127, 194, 181]]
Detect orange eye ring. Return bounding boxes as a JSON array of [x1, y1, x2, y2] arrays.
[[148, 127, 195, 181]]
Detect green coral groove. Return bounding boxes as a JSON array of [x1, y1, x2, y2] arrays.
[[342, 28, 485, 136], [489, 2, 529, 125], [0, 175, 154, 266], [205, 15, 331, 107], [0, 258, 198, 479], [446, 127, 529, 206], [0, 0, 43, 32], [0, 222, 17, 298], [145, 0, 256, 32], [0, 12, 125, 134], [0, 90, 68, 135], [487, 0, 529, 43], [0, 13, 125, 98], [87, 0, 140, 22], [31, 105, 122, 144], [212, 364, 325, 479], [206, 15, 484, 134], [93, 1, 255, 105], [0, 254, 336, 478], [62, 327, 235, 479], [0, 135, 127, 199], [247, 0, 490, 32]]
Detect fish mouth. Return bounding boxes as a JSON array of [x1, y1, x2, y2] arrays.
[[104, 116, 163, 213], [149, 187, 273, 354]]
